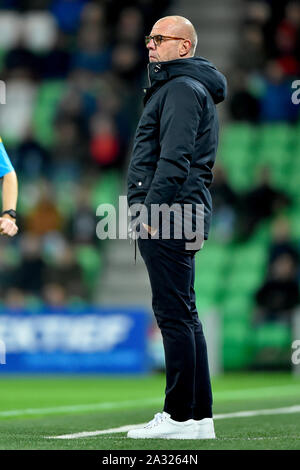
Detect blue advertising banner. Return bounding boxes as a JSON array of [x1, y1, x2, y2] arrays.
[[0, 307, 151, 373]]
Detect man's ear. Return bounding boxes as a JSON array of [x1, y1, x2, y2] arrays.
[[179, 39, 192, 57]]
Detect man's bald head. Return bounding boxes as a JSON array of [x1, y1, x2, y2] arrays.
[[147, 15, 198, 63], [153, 16, 198, 56]]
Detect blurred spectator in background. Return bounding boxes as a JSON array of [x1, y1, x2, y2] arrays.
[[80, 2, 105, 27], [230, 0, 300, 123], [51, 117, 88, 180], [71, 26, 112, 74], [44, 245, 86, 299], [13, 129, 51, 179], [42, 282, 68, 308], [14, 234, 46, 294], [254, 253, 300, 324], [0, 0, 174, 309], [4, 39, 39, 79], [237, 166, 291, 240], [245, 0, 271, 27], [41, 32, 71, 79], [229, 69, 260, 122], [0, 241, 19, 292], [111, 43, 143, 87], [68, 186, 98, 245], [275, 1, 300, 72], [269, 216, 300, 269], [233, 24, 266, 72], [114, 7, 144, 46], [0, 0, 172, 308], [50, 0, 88, 34], [259, 60, 299, 122], [210, 165, 239, 242], [3, 287, 26, 310], [0, 75, 37, 142], [89, 112, 121, 169], [25, 180, 63, 234]]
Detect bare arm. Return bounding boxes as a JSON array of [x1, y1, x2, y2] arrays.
[[2, 170, 18, 211], [0, 170, 18, 236]]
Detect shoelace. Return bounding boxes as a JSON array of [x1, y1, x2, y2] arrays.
[[144, 412, 169, 429]]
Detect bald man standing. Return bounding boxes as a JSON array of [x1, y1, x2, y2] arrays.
[[127, 16, 226, 439]]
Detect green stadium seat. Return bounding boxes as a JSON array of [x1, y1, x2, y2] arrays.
[[251, 322, 292, 367], [196, 245, 228, 270], [0, 48, 7, 72], [90, 170, 121, 211], [227, 166, 254, 191], [195, 295, 217, 316], [259, 124, 292, 147], [221, 295, 254, 320], [55, 180, 77, 216], [223, 319, 252, 369], [32, 80, 66, 146], [75, 245, 102, 292], [194, 274, 220, 299], [290, 214, 300, 238], [231, 243, 267, 268], [221, 123, 255, 148], [225, 270, 262, 295], [254, 322, 291, 349], [249, 221, 271, 243]]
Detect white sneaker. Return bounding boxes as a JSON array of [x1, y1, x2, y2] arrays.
[[127, 412, 200, 440], [193, 417, 216, 439]]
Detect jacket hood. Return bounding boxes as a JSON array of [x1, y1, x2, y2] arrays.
[[147, 56, 227, 104]]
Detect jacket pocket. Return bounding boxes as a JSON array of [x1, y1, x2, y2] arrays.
[[128, 173, 154, 190]]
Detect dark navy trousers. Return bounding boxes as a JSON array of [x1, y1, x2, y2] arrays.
[[138, 230, 213, 422]]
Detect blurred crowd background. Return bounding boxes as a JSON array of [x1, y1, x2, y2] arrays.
[[0, 0, 171, 308], [0, 0, 299, 371]]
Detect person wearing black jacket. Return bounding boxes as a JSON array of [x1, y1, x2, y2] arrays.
[[127, 15, 226, 439]]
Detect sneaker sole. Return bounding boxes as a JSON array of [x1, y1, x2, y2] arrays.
[[127, 432, 216, 440]]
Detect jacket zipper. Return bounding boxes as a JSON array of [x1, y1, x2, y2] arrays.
[[147, 63, 151, 87]]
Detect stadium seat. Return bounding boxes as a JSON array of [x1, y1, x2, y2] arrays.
[[221, 123, 254, 148], [223, 319, 252, 369], [0, 12, 22, 49], [252, 322, 292, 368], [254, 323, 291, 349], [221, 295, 254, 320], [225, 270, 262, 295], [259, 124, 292, 147], [33, 81, 66, 146], [22, 12, 58, 52], [0, 48, 7, 73], [0, 80, 36, 144], [231, 243, 267, 268], [90, 170, 121, 211], [75, 245, 103, 292]]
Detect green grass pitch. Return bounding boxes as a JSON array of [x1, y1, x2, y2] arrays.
[[0, 372, 299, 450]]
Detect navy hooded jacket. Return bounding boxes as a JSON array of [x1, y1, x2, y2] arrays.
[[127, 56, 227, 240]]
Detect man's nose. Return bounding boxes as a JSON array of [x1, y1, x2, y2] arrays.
[[147, 38, 156, 50]]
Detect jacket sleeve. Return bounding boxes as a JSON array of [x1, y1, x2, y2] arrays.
[[142, 81, 203, 227]]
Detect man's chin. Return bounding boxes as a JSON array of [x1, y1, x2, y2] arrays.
[[149, 57, 159, 62]]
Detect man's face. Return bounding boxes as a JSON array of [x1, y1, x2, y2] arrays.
[[146, 21, 185, 63]]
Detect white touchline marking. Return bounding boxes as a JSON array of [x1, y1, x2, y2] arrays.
[[213, 404, 300, 419], [46, 404, 300, 439], [1, 383, 299, 419], [0, 397, 162, 418], [68, 435, 300, 441]]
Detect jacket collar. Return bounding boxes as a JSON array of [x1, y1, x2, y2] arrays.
[[143, 62, 170, 104], [142, 57, 227, 105]]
